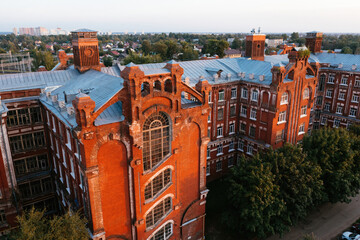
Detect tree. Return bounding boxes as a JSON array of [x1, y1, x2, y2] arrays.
[[265, 145, 323, 224], [164, 40, 179, 59], [203, 39, 229, 58], [290, 32, 299, 41], [141, 40, 151, 55], [231, 37, 242, 49], [152, 41, 168, 59], [31, 50, 56, 71], [223, 154, 286, 239], [302, 127, 360, 203], [13, 208, 89, 240], [123, 53, 162, 65], [102, 56, 113, 67], [53, 44, 61, 54], [342, 46, 353, 54]]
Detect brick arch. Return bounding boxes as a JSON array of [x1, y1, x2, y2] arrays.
[[89, 133, 132, 167]]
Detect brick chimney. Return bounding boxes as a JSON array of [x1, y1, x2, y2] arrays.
[[71, 29, 101, 73], [305, 31, 323, 53], [245, 28, 266, 61]]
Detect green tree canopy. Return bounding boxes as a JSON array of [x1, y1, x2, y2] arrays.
[[141, 40, 151, 55], [13, 208, 89, 240]]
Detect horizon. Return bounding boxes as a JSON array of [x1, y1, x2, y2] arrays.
[[1, 0, 360, 33]]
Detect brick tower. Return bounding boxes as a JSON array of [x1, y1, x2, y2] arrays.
[[71, 29, 102, 72], [245, 28, 266, 61], [305, 31, 323, 53]]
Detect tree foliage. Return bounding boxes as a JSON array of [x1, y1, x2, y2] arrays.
[[31, 50, 56, 71], [203, 39, 229, 58], [123, 53, 162, 65], [13, 208, 89, 240], [303, 127, 360, 203]]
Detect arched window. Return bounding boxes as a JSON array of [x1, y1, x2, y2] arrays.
[[164, 79, 172, 93], [145, 168, 171, 200], [143, 112, 171, 171], [146, 197, 172, 229], [154, 80, 161, 91], [280, 92, 288, 104], [303, 88, 310, 99], [147, 221, 173, 240], [141, 82, 150, 97]]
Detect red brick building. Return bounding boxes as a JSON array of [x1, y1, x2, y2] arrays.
[[2, 28, 357, 239]]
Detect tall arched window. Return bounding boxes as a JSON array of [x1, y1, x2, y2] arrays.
[[146, 197, 172, 229], [280, 92, 288, 104], [303, 88, 310, 99], [318, 74, 326, 92], [143, 112, 171, 171], [145, 168, 171, 200]]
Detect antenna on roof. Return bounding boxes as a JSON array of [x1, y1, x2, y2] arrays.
[[258, 27, 261, 34], [251, 28, 255, 34]]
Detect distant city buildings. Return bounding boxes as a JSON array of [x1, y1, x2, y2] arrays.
[[16, 27, 69, 36]]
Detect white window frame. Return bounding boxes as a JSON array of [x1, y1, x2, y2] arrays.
[[217, 144, 223, 156], [250, 108, 257, 120], [336, 105, 343, 114], [328, 75, 335, 83], [247, 145, 253, 155], [338, 92, 345, 100], [321, 116, 327, 125], [324, 103, 331, 111], [229, 123, 235, 134], [298, 123, 305, 135], [352, 94, 359, 103], [280, 92, 288, 105], [326, 90, 333, 98], [349, 108, 357, 117], [238, 140, 244, 151], [217, 126, 223, 138], [278, 111, 286, 123], [240, 105, 247, 117], [208, 91, 212, 103], [218, 90, 225, 101], [231, 88, 237, 99], [300, 105, 307, 117], [303, 88, 310, 99], [216, 160, 222, 172], [241, 88, 248, 99], [340, 76, 348, 85], [334, 119, 340, 128], [251, 90, 259, 102]]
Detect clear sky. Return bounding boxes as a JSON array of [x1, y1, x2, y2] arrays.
[[1, 0, 359, 33]]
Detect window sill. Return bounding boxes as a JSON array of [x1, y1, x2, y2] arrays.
[[229, 132, 235, 135], [79, 184, 83, 191], [351, 101, 359, 103], [60, 177, 63, 183], [216, 169, 222, 172], [336, 113, 342, 115], [216, 153, 223, 157], [280, 102, 288, 105], [349, 115, 356, 118], [240, 115, 247, 118], [277, 121, 286, 125], [229, 149, 235, 152], [340, 84, 348, 86], [217, 135, 223, 138], [298, 131, 305, 135], [300, 114, 307, 118], [206, 173, 210, 176], [338, 99, 345, 101], [327, 82, 334, 84], [238, 148, 244, 152], [70, 172, 75, 179], [207, 157, 211, 159], [66, 188, 70, 194], [228, 165, 234, 168], [62, 200, 66, 206], [66, 143, 72, 150], [326, 96, 332, 98], [246, 152, 253, 156], [250, 118, 257, 121]]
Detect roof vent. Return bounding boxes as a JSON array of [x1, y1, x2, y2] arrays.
[[241, 72, 246, 78], [249, 73, 254, 80], [338, 63, 343, 68], [185, 77, 190, 85], [352, 64, 357, 70], [46, 91, 51, 99], [58, 100, 66, 109], [213, 74, 218, 81], [67, 105, 75, 116], [51, 94, 58, 103], [259, 75, 265, 81], [226, 73, 231, 80]]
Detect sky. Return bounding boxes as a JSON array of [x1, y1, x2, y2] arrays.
[[1, 0, 360, 33]]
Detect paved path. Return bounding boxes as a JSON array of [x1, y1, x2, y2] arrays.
[[267, 194, 360, 240]]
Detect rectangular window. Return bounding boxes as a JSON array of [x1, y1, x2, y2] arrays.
[[352, 94, 359, 103], [250, 108, 257, 120], [350, 108, 357, 117], [9, 131, 45, 153], [207, 147, 210, 159], [238, 140, 244, 151], [208, 91, 212, 103], [217, 126, 223, 137], [328, 75, 335, 83], [241, 88, 248, 99], [278, 111, 286, 123], [70, 156, 75, 178], [300, 106, 307, 116], [249, 126, 256, 138], [208, 112, 211, 122], [338, 92, 345, 100], [206, 162, 210, 176], [355, 80, 360, 88], [240, 106, 247, 117], [276, 130, 285, 141], [324, 102, 331, 111], [228, 157, 234, 167], [321, 116, 327, 125], [229, 140, 234, 151], [231, 88, 237, 99], [230, 105, 236, 117], [281, 93, 288, 105], [229, 123, 235, 134], [207, 128, 211, 138], [0, 210, 7, 225], [336, 105, 343, 114], [298, 123, 305, 134], [240, 123, 246, 133], [316, 96, 323, 105], [334, 119, 340, 128], [217, 108, 224, 120], [251, 90, 259, 102], [218, 90, 225, 101], [341, 77, 348, 85], [66, 129, 72, 150], [216, 160, 222, 172], [217, 144, 223, 155], [247, 145, 253, 155], [6, 107, 42, 128], [326, 90, 333, 98]]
